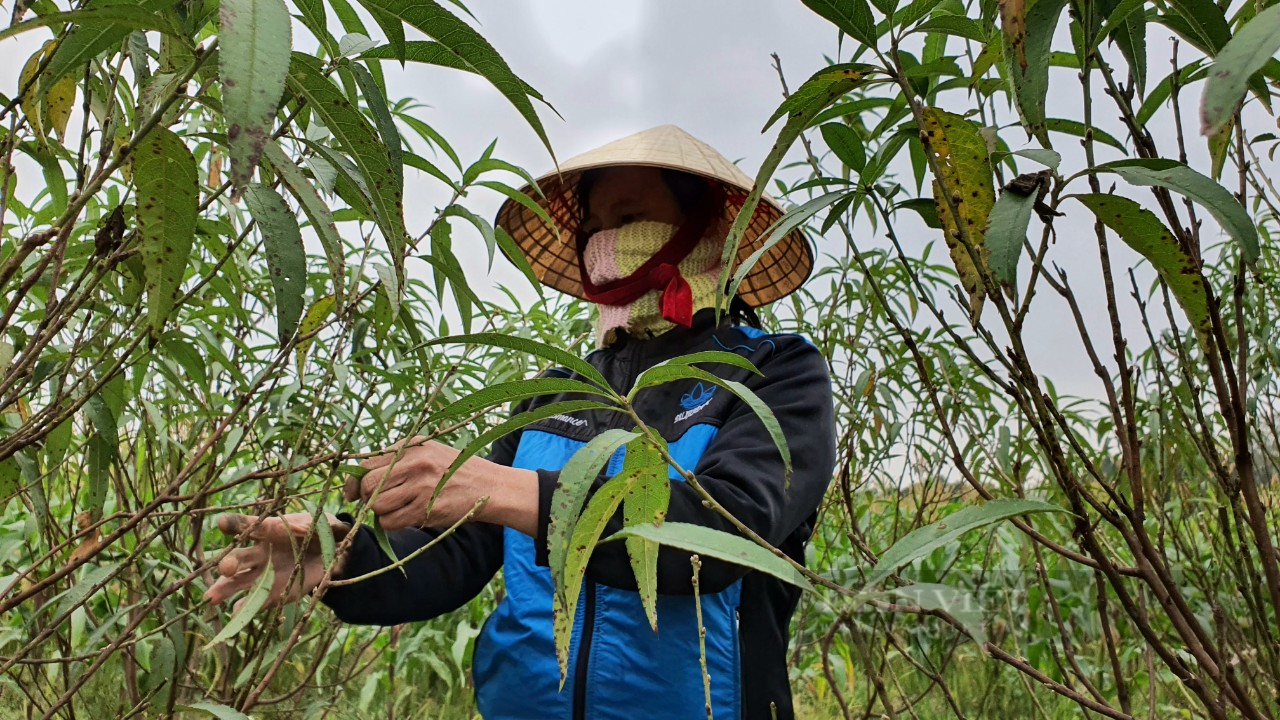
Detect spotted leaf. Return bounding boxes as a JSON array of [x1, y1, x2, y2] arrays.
[[134, 128, 198, 335], [919, 107, 995, 321]]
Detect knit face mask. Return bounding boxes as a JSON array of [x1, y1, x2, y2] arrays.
[[582, 221, 723, 346]]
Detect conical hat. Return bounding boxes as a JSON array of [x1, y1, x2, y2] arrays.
[[494, 125, 814, 307]]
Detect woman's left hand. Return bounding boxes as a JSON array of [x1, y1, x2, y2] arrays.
[[347, 437, 538, 535]]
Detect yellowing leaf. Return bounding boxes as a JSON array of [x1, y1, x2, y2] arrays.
[[621, 437, 670, 632], [999, 0, 1027, 70], [555, 473, 635, 683], [45, 73, 75, 141], [18, 41, 54, 141], [295, 294, 336, 372], [114, 129, 132, 182], [1073, 194, 1213, 352], [920, 107, 995, 321]]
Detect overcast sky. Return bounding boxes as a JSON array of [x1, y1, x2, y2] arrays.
[[378, 0, 1152, 400], [383, 0, 844, 298], [2, 1, 1246, 401]]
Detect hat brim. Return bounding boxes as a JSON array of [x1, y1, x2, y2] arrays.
[[495, 161, 813, 308]]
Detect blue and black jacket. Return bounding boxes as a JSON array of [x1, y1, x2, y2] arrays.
[[323, 310, 837, 719]]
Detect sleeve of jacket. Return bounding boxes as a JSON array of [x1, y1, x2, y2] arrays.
[[319, 420, 524, 625], [532, 335, 836, 595]]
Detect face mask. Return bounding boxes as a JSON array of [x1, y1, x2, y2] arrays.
[[582, 221, 723, 346]]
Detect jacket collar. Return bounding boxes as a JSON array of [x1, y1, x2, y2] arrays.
[[602, 307, 731, 362]]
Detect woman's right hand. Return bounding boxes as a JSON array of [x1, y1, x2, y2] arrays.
[[203, 512, 351, 611]]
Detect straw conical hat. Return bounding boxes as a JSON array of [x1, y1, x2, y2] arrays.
[[494, 125, 814, 307]]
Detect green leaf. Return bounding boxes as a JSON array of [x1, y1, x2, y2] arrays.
[[51, 561, 116, 617], [915, 14, 988, 42], [920, 107, 995, 320], [207, 557, 273, 645], [621, 438, 670, 632], [84, 394, 116, 520], [162, 337, 208, 386], [243, 184, 307, 345], [547, 429, 638, 594], [433, 378, 613, 424], [0, 457, 20, 500], [1201, 4, 1280, 137], [555, 473, 635, 681], [628, 365, 790, 480], [801, 0, 877, 47], [1009, 148, 1061, 171], [84, 394, 119, 461], [1072, 194, 1212, 350], [1092, 158, 1259, 263], [985, 187, 1037, 296], [642, 351, 764, 381], [1108, 0, 1147, 96], [894, 197, 941, 228], [262, 142, 345, 299], [1138, 62, 1206, 126], [41, 12, 151, 95], [1044, 118, 1128, 151], [176, 702, 252, 720], [355, 0, 555, 160], [287, 55, 406, 273], [865, 498, 1063, 587], [53, 563, 117, 620], [360, 2, 406, 63], [440, 204, 496, 268], [494, 225, 544, 295], [609, 522, 813, 591], [719, 63, 879, 308], [0, 5, 174, 45], [1207, 117, 1234, 181], [363, 41, 539, 95], [820, 121, 866, 172], [1164, 0, 1231, 55], [134, 127, 198, 335], [312, 504, 337, 571], [1098, 0, 1147, 47], [422, 332, 613, 391], [369, 518, 404, 576], [345, 60, 403, 189], [1007, 0, 1067, 144], [730, 191, 848, 300], [219, 0, 292, 194], [293, 0, 336, 56], [420, 254, 480, 332], [329, 0, 370, 36]]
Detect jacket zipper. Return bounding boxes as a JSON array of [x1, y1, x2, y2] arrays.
[[572, 581, 596, 720]]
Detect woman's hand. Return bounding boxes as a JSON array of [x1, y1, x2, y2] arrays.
[[203, 512, 350, 610], [349, 437, 539, 535]]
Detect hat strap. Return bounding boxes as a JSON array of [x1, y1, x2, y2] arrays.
[[577, 181, 725, 326]]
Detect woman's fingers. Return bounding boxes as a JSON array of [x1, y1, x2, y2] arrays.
[[357, 436, 430, 471], [376, 502, 422, 531], [217, 513, 254, 536], [204, 547, 267, 605], [216, 513, 298, 545], [368, 482, 418, 516]]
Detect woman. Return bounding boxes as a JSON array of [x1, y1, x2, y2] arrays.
[[205, 126, 836, 720]]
